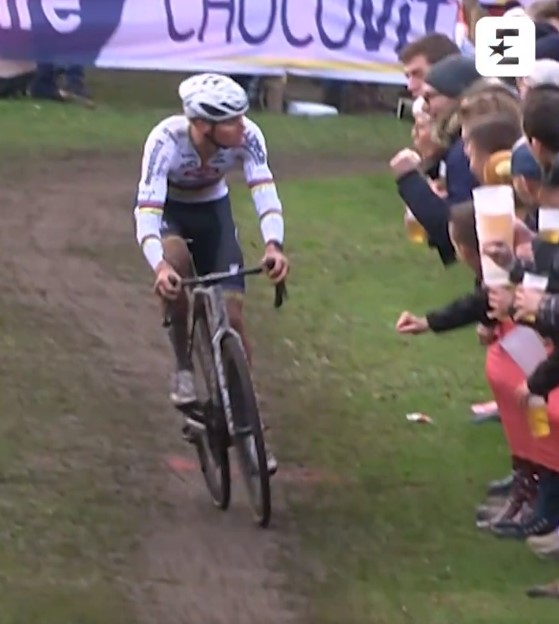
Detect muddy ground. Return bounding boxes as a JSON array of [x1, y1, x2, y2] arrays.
[[1, 150, 372, 624]]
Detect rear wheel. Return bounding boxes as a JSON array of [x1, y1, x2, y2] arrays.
[[190, 305, 231, 510], [221, 335, 271, 527]]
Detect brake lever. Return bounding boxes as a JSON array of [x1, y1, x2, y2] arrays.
[[274, 281, 287, 308]]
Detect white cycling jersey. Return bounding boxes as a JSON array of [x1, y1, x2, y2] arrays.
[[134, 115, 284, 271]]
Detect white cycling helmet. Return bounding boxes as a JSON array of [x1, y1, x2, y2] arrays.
[[178, 73, 249, 122]]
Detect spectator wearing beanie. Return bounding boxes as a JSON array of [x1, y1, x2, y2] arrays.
[[511, 140, 544, 231], [518, 59, 559, 98], [390, 54, 480, 266]]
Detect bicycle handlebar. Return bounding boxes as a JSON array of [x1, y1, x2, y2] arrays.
[[171, 259, 288, 309]]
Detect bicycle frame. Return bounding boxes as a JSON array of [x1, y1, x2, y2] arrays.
[[167, 259, 285, 436], [187, 283, 244, 440]]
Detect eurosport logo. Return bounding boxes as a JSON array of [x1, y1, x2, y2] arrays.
[[475, 16, 536, 78]]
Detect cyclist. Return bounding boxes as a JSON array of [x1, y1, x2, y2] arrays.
[[133, 73, 289, 469]]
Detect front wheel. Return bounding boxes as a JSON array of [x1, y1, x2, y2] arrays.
[[190, 306, 231, 510], [220, 335, 271, 528]]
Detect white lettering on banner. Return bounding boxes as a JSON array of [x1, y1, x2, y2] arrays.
[[0, 0, 458, 84], [0, 0, 80, 32], [0, 0, 29, 29], [15, 0, 31, 29], [0, 0, 11, 29], [43, 0, 81, 34]]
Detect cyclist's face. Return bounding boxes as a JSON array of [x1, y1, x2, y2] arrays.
[[213, 115, 245, 147]]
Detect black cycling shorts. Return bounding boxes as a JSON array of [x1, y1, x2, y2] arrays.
[[160, 194, 245, 293]]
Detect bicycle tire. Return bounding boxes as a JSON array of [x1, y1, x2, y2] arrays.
[[220, 335, 271, 527], [190, 304, 231, 510]]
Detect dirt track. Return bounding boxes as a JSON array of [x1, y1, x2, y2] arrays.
[[1, 148, 376, 622], [1, 152, 315, 624]]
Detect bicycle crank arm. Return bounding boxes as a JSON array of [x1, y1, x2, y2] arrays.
[[184, 416, 207, 435]]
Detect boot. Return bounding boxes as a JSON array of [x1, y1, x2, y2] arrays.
[[478, 459, 538, 528], [491, 468, 559, 539], [486, 472, 514, 497]]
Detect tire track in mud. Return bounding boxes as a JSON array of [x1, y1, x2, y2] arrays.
[[2, 153, 307, 624]]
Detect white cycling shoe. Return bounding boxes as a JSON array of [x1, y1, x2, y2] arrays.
[[170, 369, 197, 406]]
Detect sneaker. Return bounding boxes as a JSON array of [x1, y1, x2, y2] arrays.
[[526, 580, 559, 599], [486, 473, 514, 497], [527, 528, 559, 558], [60, 87, 95, 108], [170, 369, 197, 406], [476, 499, 510, 523], [476, 497, 525, 530], [491, 515, 559, 540], [470, 400, 500, 424]]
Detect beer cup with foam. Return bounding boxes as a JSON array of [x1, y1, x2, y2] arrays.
[[473, 185, 515, 287], [520, 272, 548, 324], [538, 207, 559, 244]]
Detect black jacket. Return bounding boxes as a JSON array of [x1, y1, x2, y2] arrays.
[[397, 136, 479, 267], [426, 280, 495, 332], [509, 239, 559, 398]]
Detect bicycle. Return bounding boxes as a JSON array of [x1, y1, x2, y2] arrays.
[[164, 258, 286, 528]]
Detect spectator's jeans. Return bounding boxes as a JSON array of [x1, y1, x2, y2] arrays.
[[65, 65, 85, 93], [32, 63, 85, 96]]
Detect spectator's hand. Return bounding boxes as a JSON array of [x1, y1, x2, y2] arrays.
[[487, 286, 514, 320], [515, 380, 531, 409], [482, 240, 514, 270], [476, 322, 497, 346], [427, 177, 447, 198], [389, 149, 421, 179], [513, 218, 536, 248], [395, 311, 430, 334], [513, 287, 545, 322], [515, 242, 534, 262]]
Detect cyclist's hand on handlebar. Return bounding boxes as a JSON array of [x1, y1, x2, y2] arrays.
[[262, 244, 289, 284], [154, 260, 181, 300]]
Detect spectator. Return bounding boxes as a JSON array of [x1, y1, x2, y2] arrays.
[[511, 140, 544, 229], [526, 0, 559, 60], [459, 78, 522, 140], [396, 35, 462, 195], [398, 33, 460, 100], [517, 59, 559, 98], [528, 0, 559, 35], [29, 63, 93, 106], [390, 54, 480, 266], [463, 113, 522, 183]]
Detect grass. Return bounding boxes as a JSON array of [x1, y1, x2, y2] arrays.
[[1, 69, 557, 623], [240, 174, 559, 624], [0, 303, 154, 623], [0, 70, 409, 157]]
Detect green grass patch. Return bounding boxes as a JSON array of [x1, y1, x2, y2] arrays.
[[232, 173, 559, 624], [1, 70, 409, 157]]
